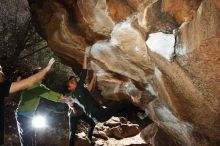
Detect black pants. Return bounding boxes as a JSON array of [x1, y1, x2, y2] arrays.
[[69, 114, 95, 146], [93, 100, 137, 122], [16, 114, 35, 146], [0, 100, 4, 145]]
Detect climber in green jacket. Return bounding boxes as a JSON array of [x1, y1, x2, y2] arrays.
[[15, 66, 66, 146]]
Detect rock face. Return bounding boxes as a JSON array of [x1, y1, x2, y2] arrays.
[[28, 0, 220, 145], [78, 117, 146, 146]]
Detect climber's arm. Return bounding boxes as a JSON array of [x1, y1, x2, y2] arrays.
[[82, 52, 88, 70], [87, 72, 96, 92], [9, 58, 55, 94]]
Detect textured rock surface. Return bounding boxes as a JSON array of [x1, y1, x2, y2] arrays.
[[75, 116, 146, 146], [28, 0, 220, 145], [103, 117, 140, 139]]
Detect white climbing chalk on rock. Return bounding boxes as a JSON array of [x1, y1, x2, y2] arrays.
[[146, 32, 175, 61]]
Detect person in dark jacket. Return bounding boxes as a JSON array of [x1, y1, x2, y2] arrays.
[[64, 74, 96, 146], [67, 54, 137, 122], [60, 54, 142, 144]]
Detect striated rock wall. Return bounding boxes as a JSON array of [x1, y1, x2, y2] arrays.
[[28, 0, 220, 145]]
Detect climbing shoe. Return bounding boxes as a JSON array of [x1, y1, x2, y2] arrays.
[[137, 111, 148, 120]]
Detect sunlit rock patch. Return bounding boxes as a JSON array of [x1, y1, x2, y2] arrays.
[[146, 32, 175, 61]]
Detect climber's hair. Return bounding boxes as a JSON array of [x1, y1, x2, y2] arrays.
[[68, 76, 77, 82], [62, 75, 77, 94]]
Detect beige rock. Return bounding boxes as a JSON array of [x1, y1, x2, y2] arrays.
[[174, 0, 220, 141], [93, 131, 109, 140], [109, 124, 140, 139], [141, 123, 177, 146], [76, 0, 114, 37], [161, 0, 202, 23], [138, 0, 177, 33]]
